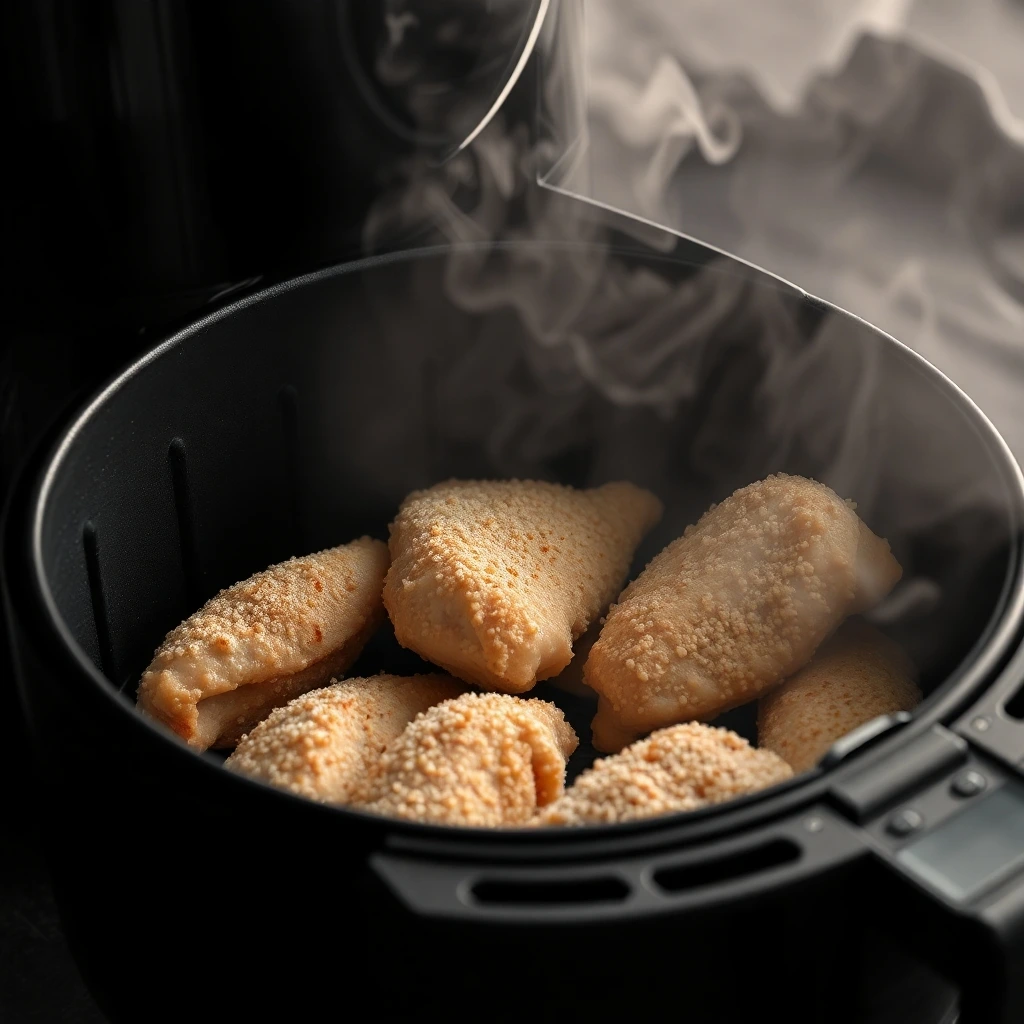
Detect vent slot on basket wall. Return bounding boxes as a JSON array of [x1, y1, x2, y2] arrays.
[[82, 520, 116, 680], [278, 384, 305, 553], [168, 437, 203, 609]]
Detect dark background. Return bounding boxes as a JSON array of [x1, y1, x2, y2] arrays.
[[1, 3, 403, 1018]]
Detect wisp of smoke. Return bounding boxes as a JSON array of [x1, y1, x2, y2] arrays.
[[350, 0, 1021, 680]]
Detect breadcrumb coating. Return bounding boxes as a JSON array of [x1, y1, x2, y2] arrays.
[[361, 692, 578, 827], [137, 537, 390, 750], [383, 479, 662, 694], [537, 722, 793, 826], [587, 474, 902, 752], [757, 619, 921, 772], [224, 674, 464, 803]]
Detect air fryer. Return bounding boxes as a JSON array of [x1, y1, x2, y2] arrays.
[[6, 4, 1024, 1024]]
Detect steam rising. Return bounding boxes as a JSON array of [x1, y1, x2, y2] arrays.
[[582, 0, 1024, 458], [351, 0, 1024, 681]]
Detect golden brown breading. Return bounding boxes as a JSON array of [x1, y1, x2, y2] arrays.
[[537, 723, 793, 826], [757, 619, 921, 772], [360, 692, 578, 827], [383, 479, 662, 694], [587, 474, 902, 752], [224, 674, 464, 803], [137, 538, 390, 750]]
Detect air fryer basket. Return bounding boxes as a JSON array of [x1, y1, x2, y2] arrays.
[[39, 241, 1020, 725], [9, 238, 1024, 1023]]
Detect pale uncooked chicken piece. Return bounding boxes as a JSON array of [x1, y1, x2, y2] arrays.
[[137, 538, 390, 751], [587, 474, 903, 752], [537, 722, 792, 826], [757, 619, 921, 773], [383, 479, 662, 694], [224, 674, 464, 803], [361, 692, 578, 826]]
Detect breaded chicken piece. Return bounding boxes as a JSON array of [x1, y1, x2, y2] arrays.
[[137, 538, 390, 751], [587, 474, 902, 752], [537, 723, 792, 826], [383, 479, 663, 694], [757, 619, 921, 773], [224, 674, 464, 803], [361, 692, 578, 827]]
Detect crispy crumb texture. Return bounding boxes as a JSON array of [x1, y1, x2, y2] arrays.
[[537, 722, 792, 826], [758, 619, 921, 773], [587, 474, 902, 752], [361, 692, 579, 827], [383, 479, 662, 694], [137, 537, 390, 750], [225, 673, 464, 803]]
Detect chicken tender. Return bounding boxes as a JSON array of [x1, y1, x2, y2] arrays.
[[224, 673, 464, 803], [137, 538, 389, 750], [537, 722, 792, 826], [361, 692, 578, 826], [757, 619, 921, 773], [384, 479, 663, 694], [587, 474, 902, 752]]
